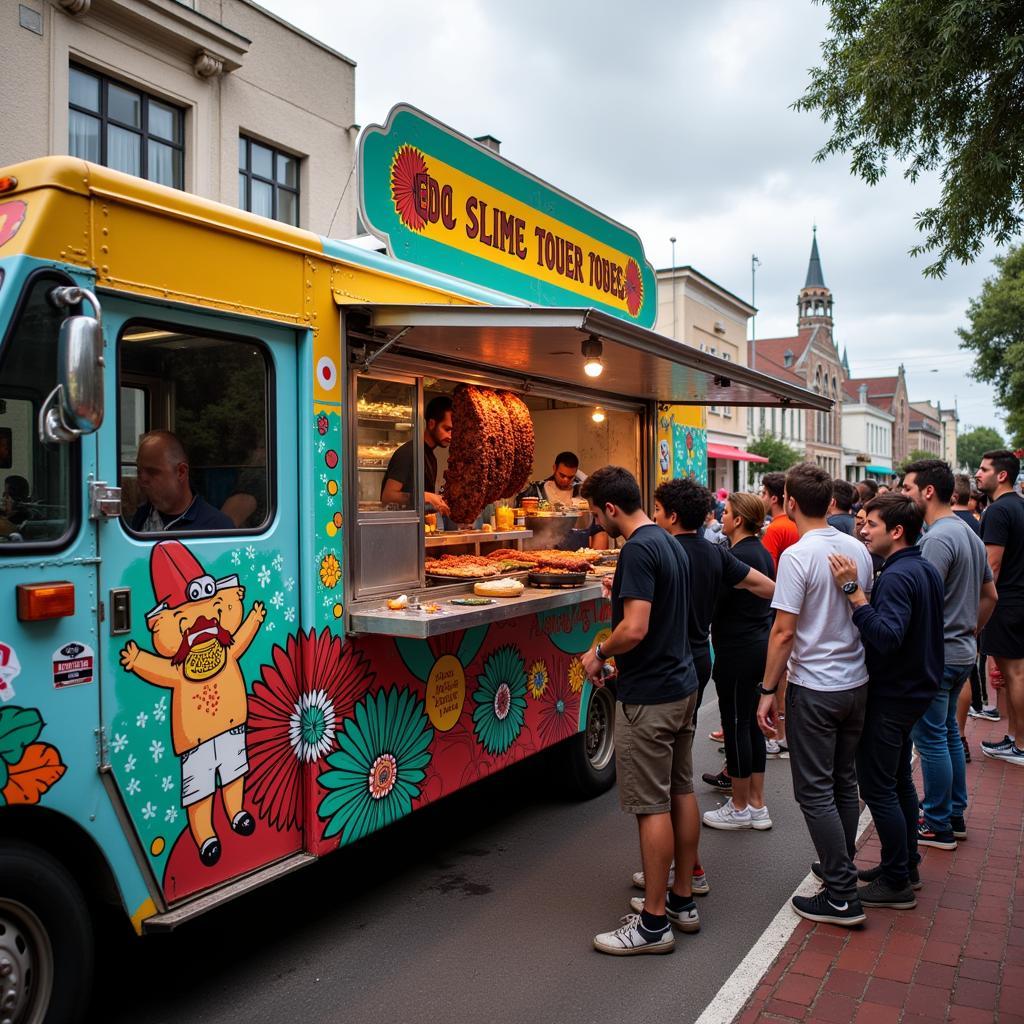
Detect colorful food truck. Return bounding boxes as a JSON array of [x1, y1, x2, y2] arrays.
[[0, 105, 826, 1024]]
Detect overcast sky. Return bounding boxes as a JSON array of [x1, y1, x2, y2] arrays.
[[265, 0, 1008, 436]]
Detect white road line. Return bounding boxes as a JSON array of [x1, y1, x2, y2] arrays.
[[693, 802, 875, 1024]]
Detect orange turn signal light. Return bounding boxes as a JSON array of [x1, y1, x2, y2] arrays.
[[0, 176, 19, 194], [17, 582, 75, 621]]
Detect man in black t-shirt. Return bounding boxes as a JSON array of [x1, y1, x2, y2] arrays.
[[976, 449, 1024, 767], [380, 396, 453, 516], [579, 467, 698, 956]]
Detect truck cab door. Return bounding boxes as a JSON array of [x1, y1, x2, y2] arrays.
[[95, 296, 304, 905]]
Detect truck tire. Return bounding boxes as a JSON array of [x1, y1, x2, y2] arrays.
[[0, 841, 93, 1024], [561, 684, 616, 798]]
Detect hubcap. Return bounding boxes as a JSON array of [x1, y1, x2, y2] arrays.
[[585, 687, 615, 771], [0, 900, 53, 1024]]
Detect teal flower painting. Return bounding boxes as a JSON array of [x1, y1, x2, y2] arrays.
[[317, 687, 433, 843], [472, 645, 528, 755]]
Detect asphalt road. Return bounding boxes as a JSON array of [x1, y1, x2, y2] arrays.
[[98, 698, 816, 1024]]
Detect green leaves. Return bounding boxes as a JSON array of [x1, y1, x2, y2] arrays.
[[796, 0, 1024, 277], [0, 706, 43, 766]]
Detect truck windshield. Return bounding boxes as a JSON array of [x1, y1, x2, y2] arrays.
[[0, 275, 76, 547]]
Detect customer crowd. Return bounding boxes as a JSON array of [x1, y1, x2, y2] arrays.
[[579, 448, 1023, 955]]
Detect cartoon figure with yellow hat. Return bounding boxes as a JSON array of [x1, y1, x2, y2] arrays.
[[120, 541, 266, 867]]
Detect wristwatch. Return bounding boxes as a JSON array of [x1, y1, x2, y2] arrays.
[[757, 684, 778, 696], [595, 642, 609, 662], [842, 581, 859, 595]]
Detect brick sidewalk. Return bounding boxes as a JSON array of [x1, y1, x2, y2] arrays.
[[735, 713, 1024, 1024]]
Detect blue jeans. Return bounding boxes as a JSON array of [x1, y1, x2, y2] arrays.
[[911, 662, 972, 832]]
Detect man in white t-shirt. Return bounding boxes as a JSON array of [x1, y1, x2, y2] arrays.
[[757, 463, 874, 927]]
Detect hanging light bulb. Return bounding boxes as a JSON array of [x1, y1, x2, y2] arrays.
[[582, 335, 603, 378], [592, 407, 606, 423]]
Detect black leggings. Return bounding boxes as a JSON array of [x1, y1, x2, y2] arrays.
[[714, 641, 768, 779], [969, 650, 988, 711]]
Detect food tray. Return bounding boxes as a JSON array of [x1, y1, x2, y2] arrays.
[[527, 570, 588, 588], [426, 572, 498, 583]]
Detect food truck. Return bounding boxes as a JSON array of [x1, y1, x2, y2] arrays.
[[0, 105, 828, 1023]]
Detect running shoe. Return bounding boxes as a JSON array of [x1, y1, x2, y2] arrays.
[[917, 822, 956, 850], [989, 744, 1024, 767], [981, 735, 1014, 758], [628, 895, 701, 933], [853, 862, 922, 891], [856, 877, 917, 910], [968, 706, 1001, 721], [766, 739, 790, 759], [951, 815, 967, 840], [791, 890, 865, 927], [708, 729, 724, 742], [593, 914, 674, 955], [701, 769, 732, 792], [702, 798, 752, 830], [749, 805, 772, 830], [632, 867, 710, 896]]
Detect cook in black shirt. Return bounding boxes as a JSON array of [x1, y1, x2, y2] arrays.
[[380, 395, 453, 516], [653, 479, 775, 717]]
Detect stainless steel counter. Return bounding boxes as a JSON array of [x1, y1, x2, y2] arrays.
[[348, 580, 606, 638], [425, 528, 532, 550]]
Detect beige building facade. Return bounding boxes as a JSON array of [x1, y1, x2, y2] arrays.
[[3, 0, 358, 236], [655, 266, 758, 492]]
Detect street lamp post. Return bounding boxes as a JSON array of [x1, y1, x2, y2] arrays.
[[751, 253, 761, 367], [670, 236, 677, 339]]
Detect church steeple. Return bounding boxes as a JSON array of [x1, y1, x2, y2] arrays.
[[797, 226, 833, 333]]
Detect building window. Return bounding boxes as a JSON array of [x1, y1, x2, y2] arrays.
[[68, 65, 184, 189], [238, 137, 300, 226]]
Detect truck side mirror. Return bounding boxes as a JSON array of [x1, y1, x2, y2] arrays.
[[39, 287, 105, 444]]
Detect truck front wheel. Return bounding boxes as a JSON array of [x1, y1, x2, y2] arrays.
[[561, 684, 616, 798], [0, 841, 93, 1024]]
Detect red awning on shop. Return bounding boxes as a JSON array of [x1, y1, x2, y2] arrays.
[[707, 443, 769, 464]]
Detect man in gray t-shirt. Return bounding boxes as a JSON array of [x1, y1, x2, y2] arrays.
[[903, 461, 998, 846]]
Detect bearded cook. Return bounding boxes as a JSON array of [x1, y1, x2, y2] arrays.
[[120, 540, 265, 867]]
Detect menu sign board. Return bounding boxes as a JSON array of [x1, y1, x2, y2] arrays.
[[358, 104, 657, 327]]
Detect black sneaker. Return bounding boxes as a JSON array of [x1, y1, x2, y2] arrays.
[[981, 734, 1014, 757], [701, 769, 732, 792], [950, 815, 967, 840], [917, 822, 956, 850], [854, 862, 923, 891], [857, 877, 917, 909], [791, 890, 865, 927]]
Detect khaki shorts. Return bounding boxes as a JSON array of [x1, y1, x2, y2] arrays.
[[615, 692, 698, 814]]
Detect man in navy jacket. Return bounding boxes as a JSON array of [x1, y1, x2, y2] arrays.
[[827, 493, 944, 910]]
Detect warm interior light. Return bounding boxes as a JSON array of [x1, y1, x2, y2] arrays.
[[592, 407, 606, 423], [581, 335, 604, 378]]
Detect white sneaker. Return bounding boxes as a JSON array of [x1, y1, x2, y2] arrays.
[[749, 805, 773, 830], [631, 867, 710, 895], [765, 739, 790, 758], [593, 913, 674, 955], [628, 895, 701, 933], [702, 798, 752, 830]]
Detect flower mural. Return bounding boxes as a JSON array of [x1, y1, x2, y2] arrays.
[[526, 660, 548, 700], [0, 706, 66, 806], [625, 258, 644, 318], [568, 657, 586, 695], [472, 645, 528, 756], [390, 145, 430, 232], [246, 629, 374, 832], [536, 671, 580, 746], [319, 553, 341, 589], [318, 687, 434, 844]]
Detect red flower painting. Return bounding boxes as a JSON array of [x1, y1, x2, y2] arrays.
[[625, 259, 644, 317], [246, 629, 375, 831], [391, 145, 429, 232]]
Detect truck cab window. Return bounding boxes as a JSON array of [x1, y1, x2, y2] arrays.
[[0, 275, 76, 548], [119, 325, 271, 533]]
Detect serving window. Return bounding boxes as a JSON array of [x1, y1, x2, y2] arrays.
[[118, 324, 272, 534]]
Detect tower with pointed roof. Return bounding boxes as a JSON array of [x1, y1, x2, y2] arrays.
[[797, 227, 833, 334]]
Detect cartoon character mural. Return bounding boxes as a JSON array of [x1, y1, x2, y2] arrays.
[[120, 541, 265, 867]]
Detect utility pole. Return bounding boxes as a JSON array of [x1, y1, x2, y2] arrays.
[[670, 236, 677, 339], [751, 253, 760, 366]]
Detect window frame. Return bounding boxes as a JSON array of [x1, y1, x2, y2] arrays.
[[238, 136, 301, 227], [0, 268, 83, 555], [116, 318, 278, 539]]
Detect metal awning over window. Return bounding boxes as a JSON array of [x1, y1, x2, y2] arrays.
[[348, 304, 831, 410]]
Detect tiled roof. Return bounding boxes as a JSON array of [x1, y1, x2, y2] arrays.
[[844, 375, 900, 410], [747, 345, 806, 386]]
